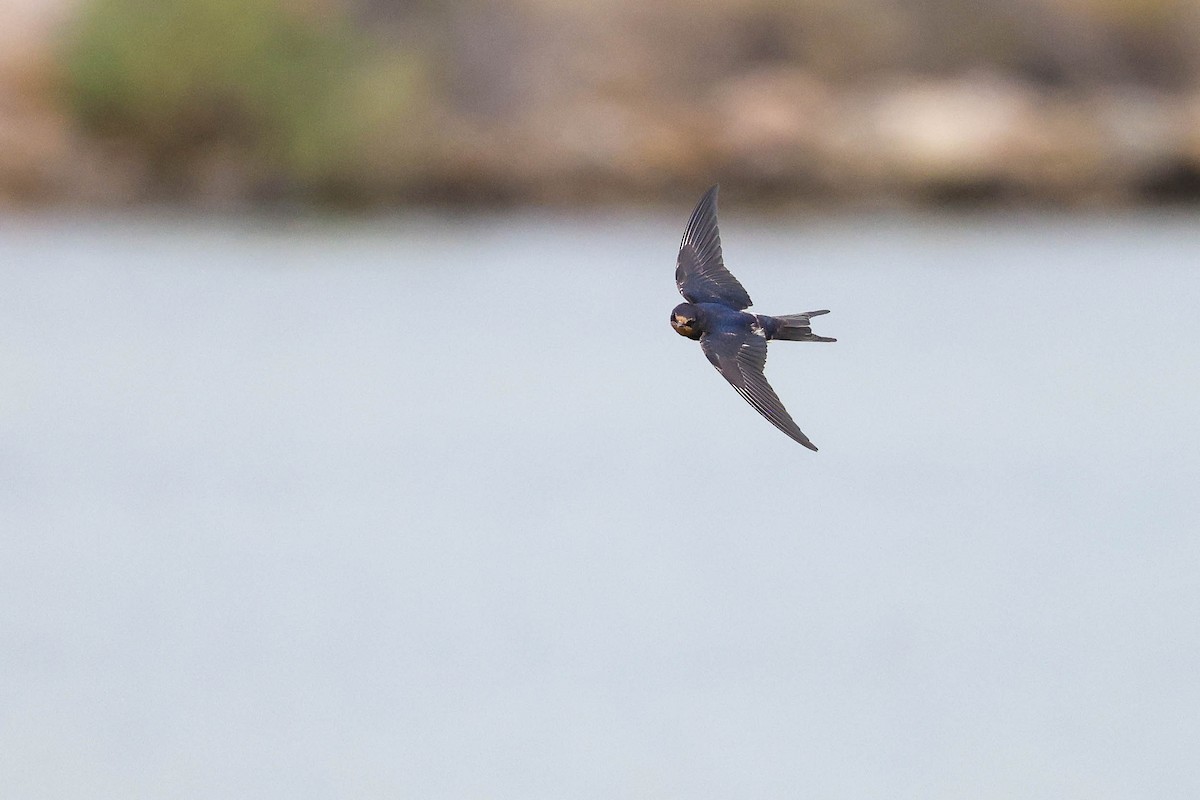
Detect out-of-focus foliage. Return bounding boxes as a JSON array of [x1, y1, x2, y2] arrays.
[[2, 0, 1198, 206], [61, 0, 432, 200]]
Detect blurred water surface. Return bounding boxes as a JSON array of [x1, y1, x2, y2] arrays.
[[2, 208, 1199, 799]]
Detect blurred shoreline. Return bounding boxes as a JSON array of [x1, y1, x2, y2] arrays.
[[6, 0, 1200, 210]]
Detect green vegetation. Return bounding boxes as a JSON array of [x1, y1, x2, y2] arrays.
[[62, 0, 431, 199]]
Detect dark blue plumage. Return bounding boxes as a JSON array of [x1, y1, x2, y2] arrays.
[[670, 185, 835, 451]]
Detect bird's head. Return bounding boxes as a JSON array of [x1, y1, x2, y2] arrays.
[[670, 303, 701, 340]]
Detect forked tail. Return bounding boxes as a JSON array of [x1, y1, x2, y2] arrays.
[[770, 310, 836, 342]]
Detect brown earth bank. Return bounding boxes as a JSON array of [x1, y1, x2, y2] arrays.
[[6, 0, 1200, 209]]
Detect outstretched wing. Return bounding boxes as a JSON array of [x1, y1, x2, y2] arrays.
[[676, 185, 753, 310], [700, 329, 818, 451]]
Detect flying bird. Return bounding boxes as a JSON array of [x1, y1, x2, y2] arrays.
[[670, 185, 835, 451]]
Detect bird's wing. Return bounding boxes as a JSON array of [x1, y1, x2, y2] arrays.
[[676, 185, 753, 310], [700, 329, 818, 451]]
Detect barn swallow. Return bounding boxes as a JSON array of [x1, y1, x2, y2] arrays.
[[671, 185, 835, 451]]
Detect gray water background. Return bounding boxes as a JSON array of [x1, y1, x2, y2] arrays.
[[2, 209, 1199, 798]]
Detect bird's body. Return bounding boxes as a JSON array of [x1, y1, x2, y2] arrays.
[[679, 302, 815, 341], [670, 185, 835, 450]]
